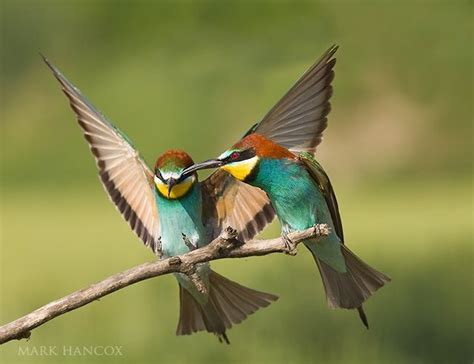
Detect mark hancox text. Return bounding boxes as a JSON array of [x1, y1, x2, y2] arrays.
[[18, 345, 123, 356]]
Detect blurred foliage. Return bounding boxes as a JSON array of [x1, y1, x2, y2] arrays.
[[0, 1, 472, 363]]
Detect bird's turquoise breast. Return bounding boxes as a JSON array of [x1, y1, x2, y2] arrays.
[[252, 158, 345, 272], [252, 159, 329, 230], [155, 183, 207, 257]]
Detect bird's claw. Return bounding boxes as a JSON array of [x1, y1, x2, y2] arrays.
[[156, 236, 163, 258], [182, 233, 198, 251], [281, 233, 297, 256]]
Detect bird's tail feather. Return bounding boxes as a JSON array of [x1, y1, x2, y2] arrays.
[[176, 270, 278, 343], [312, 244, 390, 327]]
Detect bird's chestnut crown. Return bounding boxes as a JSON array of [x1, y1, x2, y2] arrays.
[[153, 150, 197, 199]]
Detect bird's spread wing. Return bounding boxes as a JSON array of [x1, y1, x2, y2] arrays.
[[200, 47, 337, 242], [247, 45, 337, 154], [201, 171, 275, 242], [298, 152, 344, 243], [44, 58, 161, 253]]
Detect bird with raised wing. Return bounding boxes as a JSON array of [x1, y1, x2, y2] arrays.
[[184, 45, 390, 328], [44, 58, 277, 343]]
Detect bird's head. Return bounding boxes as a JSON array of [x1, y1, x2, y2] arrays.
[[154, 150, 197, 199], [183, 134, 295, 181]]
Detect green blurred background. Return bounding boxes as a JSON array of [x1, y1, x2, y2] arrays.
[[1, 1, 472, 363]]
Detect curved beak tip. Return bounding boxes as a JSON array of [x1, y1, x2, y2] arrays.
[[167, 179, 176, 198]]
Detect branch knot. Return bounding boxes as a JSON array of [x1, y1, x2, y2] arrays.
[[168, 257, 182, 266]]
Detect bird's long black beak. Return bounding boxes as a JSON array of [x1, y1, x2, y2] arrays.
[[182, 159, 224, 175], [167, 178, 177, 198]]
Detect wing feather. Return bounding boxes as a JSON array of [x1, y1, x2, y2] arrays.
[[299, 152, 344, 242], [251, 45, 337, 154], [201, 171, 275, 242], [44, 57, 161, 253]]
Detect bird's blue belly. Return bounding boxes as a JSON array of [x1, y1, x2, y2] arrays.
[[155, 185, 207, 258], [155, 184, 211, 303]]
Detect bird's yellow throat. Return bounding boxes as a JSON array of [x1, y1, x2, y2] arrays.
[[221, 156, 259, 181], [154, 176, 195, 199]]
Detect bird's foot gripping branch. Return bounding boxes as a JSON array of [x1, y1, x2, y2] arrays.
[[0, 224, 329, 345]]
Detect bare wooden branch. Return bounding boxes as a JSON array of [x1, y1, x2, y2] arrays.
[[0, 224, 328, 345]]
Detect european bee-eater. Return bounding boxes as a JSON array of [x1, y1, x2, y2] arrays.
[[185, 45, 390, 328], [44, 58, 278, 343]]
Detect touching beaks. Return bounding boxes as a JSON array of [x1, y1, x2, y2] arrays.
[[182, 159, 224, 175]]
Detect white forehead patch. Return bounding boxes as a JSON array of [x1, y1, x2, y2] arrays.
[[161, 171, 182, 180], [154, 173, 195, 186], [218, 150, 233, 160]]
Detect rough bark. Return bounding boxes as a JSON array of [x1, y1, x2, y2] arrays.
[[0, 224, 329, 345]]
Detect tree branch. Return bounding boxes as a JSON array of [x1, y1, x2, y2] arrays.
[[0, 224, 329, 345]]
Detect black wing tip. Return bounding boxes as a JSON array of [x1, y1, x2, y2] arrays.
[[327, 44, 339, 57], [238, 201, 275, 241], [100, 170, 157, 251], [321, 44, 339, 67]]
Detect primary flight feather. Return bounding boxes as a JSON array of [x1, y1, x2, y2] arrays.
[[185, 45, 390, 328], [44, 57, 277, 343]]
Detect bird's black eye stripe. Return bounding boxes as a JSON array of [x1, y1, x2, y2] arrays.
[[155, 169, 164, 181], [226, 148, 255, 162]]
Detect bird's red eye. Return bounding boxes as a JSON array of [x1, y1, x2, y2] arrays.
[[230, 152, 240, 160]]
